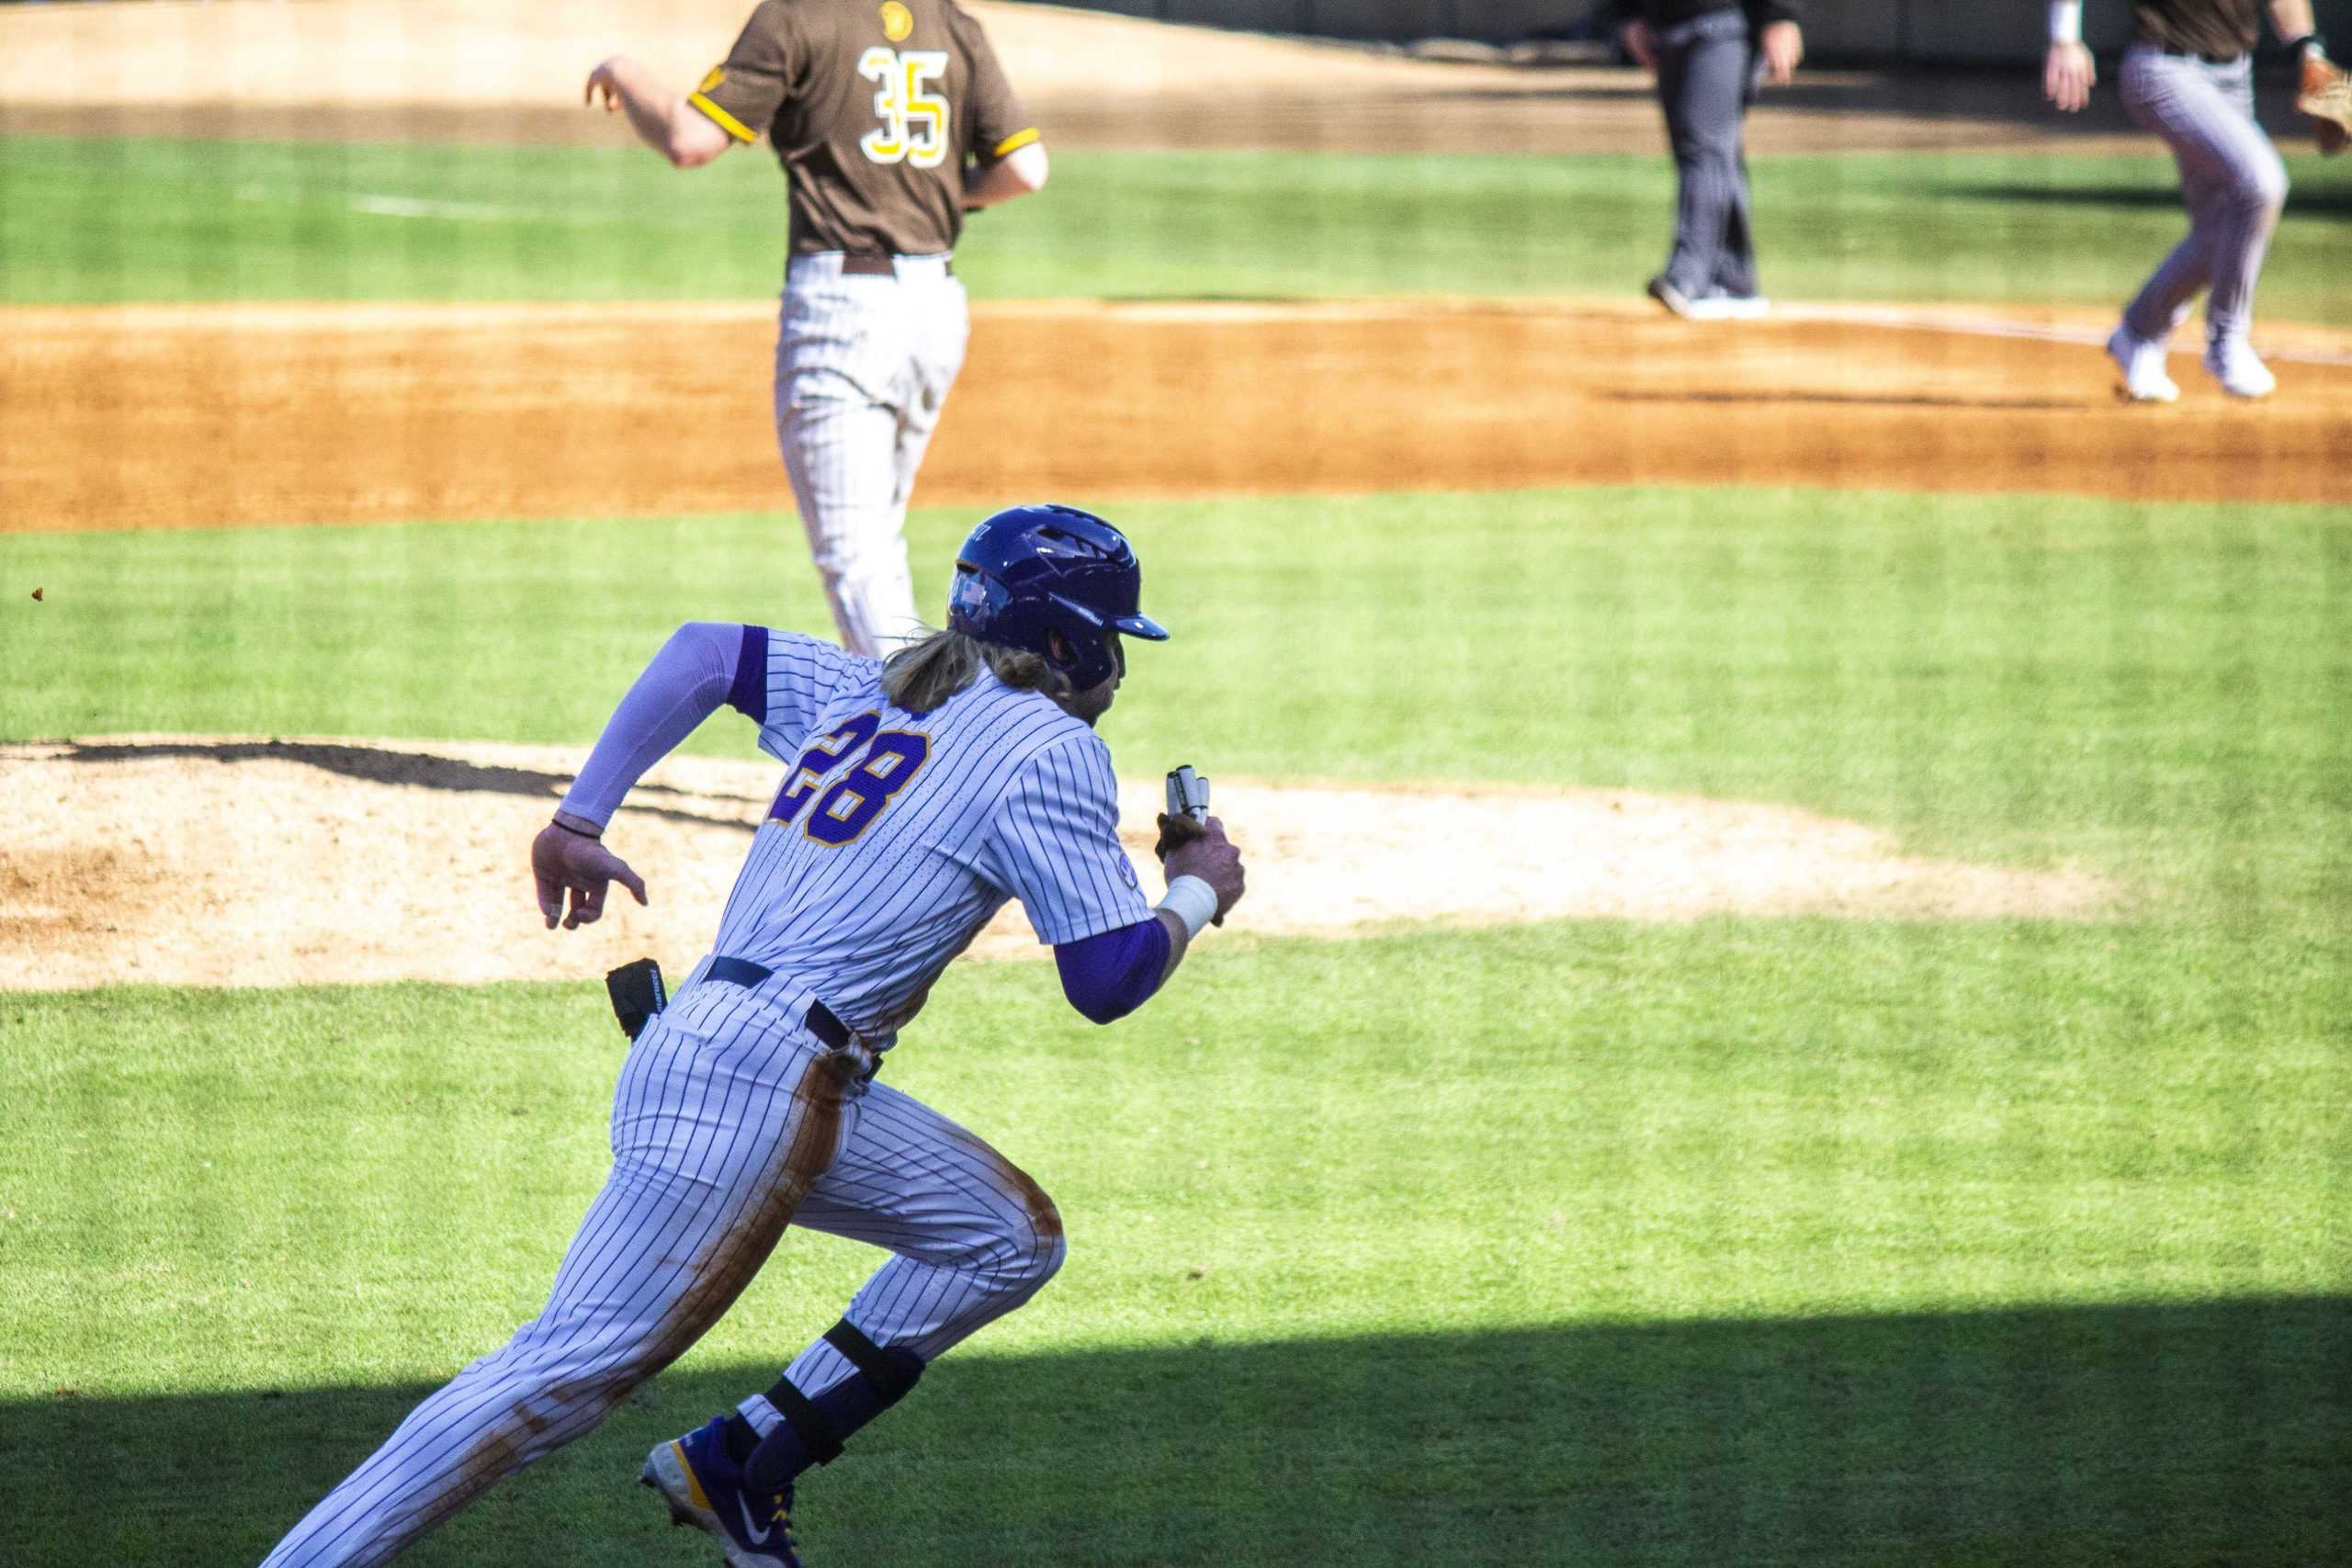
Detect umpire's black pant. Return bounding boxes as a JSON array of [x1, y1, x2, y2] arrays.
[[1654, 6, 1760, 299]]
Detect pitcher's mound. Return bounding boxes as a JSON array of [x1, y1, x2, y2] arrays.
[[0, 738, 2120, 993]]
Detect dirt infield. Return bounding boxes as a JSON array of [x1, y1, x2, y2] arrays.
[[0, 739, 2119, 993], [0, 5, 2313, 998], [6, 297, 2349, 536]]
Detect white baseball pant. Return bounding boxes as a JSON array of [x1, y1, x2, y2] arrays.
[[2118, 47, 2289, 351], [258, 975, 1063, 1568], [777, 254, 971, 658]]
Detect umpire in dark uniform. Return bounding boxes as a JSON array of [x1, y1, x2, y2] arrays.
[[1617, 0, 1805, 320]]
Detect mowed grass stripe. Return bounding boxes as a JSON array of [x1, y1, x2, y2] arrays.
[[3, 136, 2350, 320], [4, 488, 2346, 902], [2, 924, 2346, 1563]]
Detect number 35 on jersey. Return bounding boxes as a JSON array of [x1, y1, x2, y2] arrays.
[[859, 48, 950, 168]]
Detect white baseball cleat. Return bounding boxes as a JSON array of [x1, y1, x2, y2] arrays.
[[2106, 326, 2179, 404], [1647, 278, 1771, 322], [1706, 292, 1771, 320], [2202, 338, 2277, 400]]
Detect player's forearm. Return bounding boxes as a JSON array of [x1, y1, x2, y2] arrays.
[[1154, 908, 1193, 987], [964, 142, 1048, 209], [597, 56, 727, 167], [2269, 1, 2319, 48], [1152, 875, 1220, 987], [558, 622, 751, 829]]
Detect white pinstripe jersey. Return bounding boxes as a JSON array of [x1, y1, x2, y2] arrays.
[[711, 629, 1148, 1043]]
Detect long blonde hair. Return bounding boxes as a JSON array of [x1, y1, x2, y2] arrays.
[[880, 626, 1069, 714]]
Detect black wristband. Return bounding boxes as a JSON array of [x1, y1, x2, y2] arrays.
[[2291, 33, 2326, 60], [551, 817, 602, 840]]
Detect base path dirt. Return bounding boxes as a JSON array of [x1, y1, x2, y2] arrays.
[[6, 298, 2349, 536], [0, 738, 2118, 994]]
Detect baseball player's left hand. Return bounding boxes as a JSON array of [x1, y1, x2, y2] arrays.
[[2299, 47, 2352, 154], [1758, 21, 1803, 87], [2044, 42, 2096, 114], [1619, 19, 1658, 73], [533, 819, 649, 931]]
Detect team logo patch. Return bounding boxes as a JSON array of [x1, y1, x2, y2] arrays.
[[697, 66, 726, 93], [879, 1, 914, 42], [1117, 854, 1139, 890]]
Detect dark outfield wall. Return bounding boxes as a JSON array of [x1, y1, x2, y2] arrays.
[[1028, 1, 2352, 62]]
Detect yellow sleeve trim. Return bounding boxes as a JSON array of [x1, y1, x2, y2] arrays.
[[990, 127, 1040, 158], [689, 91, 758, 144]]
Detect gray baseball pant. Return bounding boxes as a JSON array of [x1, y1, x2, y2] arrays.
[[2118, 47, 2289, 349], [1654, 6, 1760, 299]]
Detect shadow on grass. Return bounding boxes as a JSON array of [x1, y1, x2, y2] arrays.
[[51, 739, 759, 833], [5, 1297, 2345, 1567], [1952, 184, 2352, 217]]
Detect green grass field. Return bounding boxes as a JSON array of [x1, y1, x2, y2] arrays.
[[5, 136, 2352, 318], [6, 489, 2350, 891], [5, 924, 2346, 1565], [4, 489, 2346, 1565], [3, 124, 2349, 1567]]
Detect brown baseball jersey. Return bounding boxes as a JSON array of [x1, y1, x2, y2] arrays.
[[2132, 0, 2264, 58], [690, 0, 1034, 257]]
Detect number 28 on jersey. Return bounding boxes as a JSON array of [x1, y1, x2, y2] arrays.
[[772, 711, 933, 846]]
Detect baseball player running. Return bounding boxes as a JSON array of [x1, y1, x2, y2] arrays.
[[256, 505, 1247, 1567], [586, 2, 1048, 655], [2045, 0, 2344, 400], [1618, 0, 1805, 321]]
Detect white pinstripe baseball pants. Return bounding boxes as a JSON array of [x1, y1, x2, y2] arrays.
[[777, 254, 971, 659], [259, 976, 1063, 1568]]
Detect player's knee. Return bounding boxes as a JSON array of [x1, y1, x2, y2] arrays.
[[2241, 159, 2289, 220], [1021, 1226, 1069, 1296], [1011, 1176, 1066, 1293], [986, 1193, 1067, 1301]]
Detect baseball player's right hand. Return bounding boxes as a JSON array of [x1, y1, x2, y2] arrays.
[[533, 819, 650, 931], [2044, 42, 2096, 114], [1757, 21, 1803, 87], [1163, 815, 1246, 925]]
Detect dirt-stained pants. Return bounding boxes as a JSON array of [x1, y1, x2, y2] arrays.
[[258, 972, 1062, 1568]]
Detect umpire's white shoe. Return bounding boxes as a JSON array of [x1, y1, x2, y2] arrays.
[[2106, 326, 2179, 404], [2203, 338, 2277, 400]]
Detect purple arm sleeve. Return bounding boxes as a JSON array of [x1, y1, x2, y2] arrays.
[[1053, 916, 1172, 1026], [727, 624, 769, 719], [556, 622, 749, 828]]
